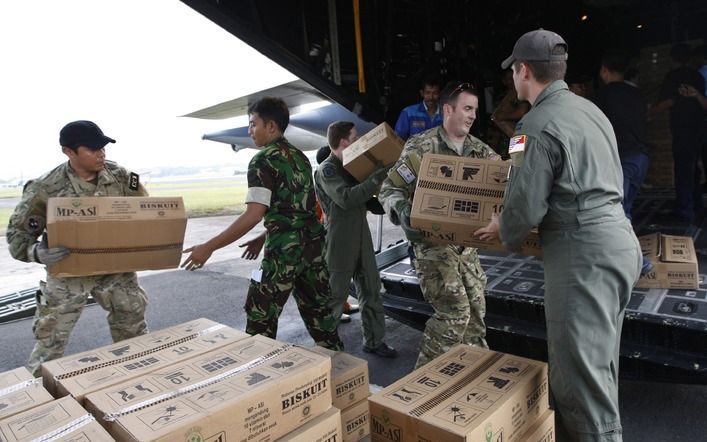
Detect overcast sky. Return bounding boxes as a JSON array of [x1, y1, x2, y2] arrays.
[[0, 0, 296, 181]]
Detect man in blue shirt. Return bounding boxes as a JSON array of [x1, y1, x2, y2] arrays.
[[394, 78, 442, 140]]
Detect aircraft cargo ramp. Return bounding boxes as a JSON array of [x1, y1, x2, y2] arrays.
[[378, 189, 707, 385]]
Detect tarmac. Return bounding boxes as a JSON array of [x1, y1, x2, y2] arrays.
[[1, 214, 706, 441]]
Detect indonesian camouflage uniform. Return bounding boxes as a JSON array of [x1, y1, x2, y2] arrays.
[[6, 161, 149, 376], [314, 153, 387, 349], [245, 137, 343, 351], [499, 81, 642, 441], [379, 126, 498, 368]]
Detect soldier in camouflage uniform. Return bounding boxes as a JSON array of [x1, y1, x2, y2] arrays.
[[379, 82, 499, 368], [182, 97, 343, 351], [314, 121, 397, 358], [6, 121, 149, 376]]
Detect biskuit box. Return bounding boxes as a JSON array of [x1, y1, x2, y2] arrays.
[[47, 196, 187, 277]]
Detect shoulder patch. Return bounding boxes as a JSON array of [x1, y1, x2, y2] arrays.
[[508, 135, 526, 154], [396, 163, 416, 185], [322, 164, 336, 178], [25, 215, 45, 235], [128, 172, 140, 191]]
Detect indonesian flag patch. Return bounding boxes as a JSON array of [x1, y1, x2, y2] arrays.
[[508, 135, 526, 154]]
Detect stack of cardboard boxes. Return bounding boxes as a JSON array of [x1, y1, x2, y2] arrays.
[[368, 345, 554, 442], [0, 318, 376, 442], [0, 396, 115, 441], [310, 347, 372, 442], [0, 367, 54, 420]]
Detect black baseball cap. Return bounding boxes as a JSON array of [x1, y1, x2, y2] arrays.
[[59, 120, 116, 149], [501, 29, 568, 69]]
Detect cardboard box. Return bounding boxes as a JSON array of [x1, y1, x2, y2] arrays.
[[0, 367, 54, 420], [0, 396, 114, 441], [87, 335, 332, 442], [309, 346, 370, 410], [343, 122, 404, 182], [47, 196, 187, 277], [54, 325, 248, 404], [275, 406, 341, 442], [41, 318, 243, 397], [411, 154, 542, 256], [368, 345, 549, 442], [636, 233, 699, 289], [519, 409, 555, 442], [341, 399, 370, 442]]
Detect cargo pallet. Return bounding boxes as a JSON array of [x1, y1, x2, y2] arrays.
[[376, 191, 707, 384]]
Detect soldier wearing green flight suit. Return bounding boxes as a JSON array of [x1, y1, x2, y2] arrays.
[[379, 81, 499, 368], [314, 121, 397, 358], [475, 30, 642, 442], [7, 120, 149, 376], [182, 97, 343, 351]]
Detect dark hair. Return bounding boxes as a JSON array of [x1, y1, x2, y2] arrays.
[[316, 145, 331, 164], [247, 96, 289, 132], [670, 43, 691, 64], [439, 80, 478, 108], [421, 76, 442, 90], [513, 60, 567, 83], [601, 50, 629, 73], [326, 121, 355, 149]]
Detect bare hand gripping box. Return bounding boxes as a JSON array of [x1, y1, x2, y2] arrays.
[[0, 396, 115, 442], [368, 345, 549, 442], [41, 318, 248, 402], [0, 367, 54, 420], [86, 335, 332, 442], [411, 154, 541, 256], [47, 196, 187, 277]]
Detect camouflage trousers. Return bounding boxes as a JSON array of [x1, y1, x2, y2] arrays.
[[27, 272, 148, 377], [245, 234, 344, 351], [413, 244, 488, 368]]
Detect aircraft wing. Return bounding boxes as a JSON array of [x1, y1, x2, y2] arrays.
[[182, 79, 328, 120], [185, 80, 377, 152], [202, 124, 328, 152]]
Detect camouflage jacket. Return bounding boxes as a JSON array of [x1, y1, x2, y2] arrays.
[[247, 137, 325, 243], [379, 126, 498, 220], [7, 161, 148, 262]]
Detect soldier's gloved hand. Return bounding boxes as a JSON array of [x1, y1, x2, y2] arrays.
[[365, 197, 386, 215], [401, 213, 423, 243], [33, 234, 70, 266], [388, 200, 410, 226], [366, 166, 391, 186]]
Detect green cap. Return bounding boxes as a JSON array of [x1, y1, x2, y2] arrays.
[[501, 29, 568, 69]]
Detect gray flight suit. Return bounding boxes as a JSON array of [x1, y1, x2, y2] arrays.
[[379, 126, 498, 368], [6, 161, 150, 376], [314, 154, 387, 348], [499, 81, 642, 442]]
